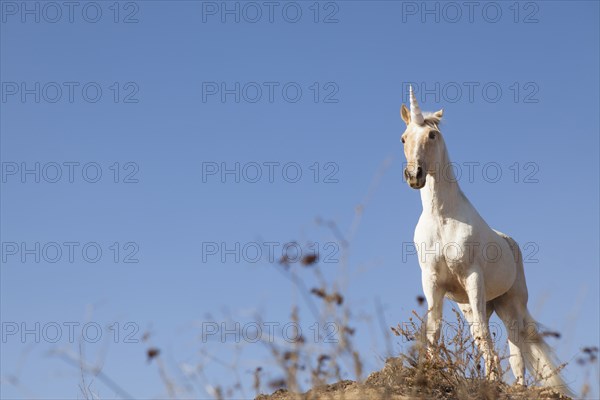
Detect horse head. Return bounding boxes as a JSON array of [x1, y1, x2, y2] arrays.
[[400, 86, 445, 189]]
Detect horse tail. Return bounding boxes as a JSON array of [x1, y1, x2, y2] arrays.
[[520, 310, 575, 397]]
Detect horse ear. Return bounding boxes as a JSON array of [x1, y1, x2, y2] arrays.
[[400, 104, 411, 125], [433, 109, 444, 119]]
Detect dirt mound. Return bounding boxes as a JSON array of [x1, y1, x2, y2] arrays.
[[256, 357, 572, 400]]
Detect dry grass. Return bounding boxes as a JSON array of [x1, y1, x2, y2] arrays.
[[255, 305, 574, 400]]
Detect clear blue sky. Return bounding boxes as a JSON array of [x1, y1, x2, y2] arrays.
[[1, 1, 598, 399]]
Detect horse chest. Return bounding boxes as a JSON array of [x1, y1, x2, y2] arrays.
[[414, 216, 475, 273], [414, 219, 472, 303]]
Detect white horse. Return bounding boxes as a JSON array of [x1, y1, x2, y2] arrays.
[[400, 86, 572, 396]]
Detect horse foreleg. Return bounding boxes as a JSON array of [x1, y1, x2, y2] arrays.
[[465, 269, 499, 380], [421, 272, 445, 353]]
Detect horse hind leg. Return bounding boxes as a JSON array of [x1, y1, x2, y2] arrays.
[[492, 294, 526, 385], [493, 232, 527, 384]]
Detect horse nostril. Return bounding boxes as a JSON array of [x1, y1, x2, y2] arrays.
[[416, 167, 423, 179], [404, 168, 409, 180]]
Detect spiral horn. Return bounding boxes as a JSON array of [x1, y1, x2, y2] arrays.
[[409, 85, 424, 125]]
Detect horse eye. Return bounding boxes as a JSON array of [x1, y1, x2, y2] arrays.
[[429, 131, 437, 139]]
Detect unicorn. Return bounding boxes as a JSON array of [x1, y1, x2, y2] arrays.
[[400, 86, 572, 396]]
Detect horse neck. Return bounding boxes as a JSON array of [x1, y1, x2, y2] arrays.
[[419, 143, 463, 216]]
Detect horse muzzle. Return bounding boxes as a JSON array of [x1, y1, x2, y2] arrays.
[[404, 165, 426, 189]]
